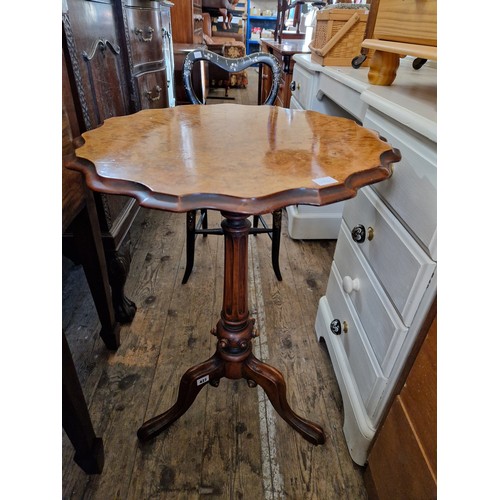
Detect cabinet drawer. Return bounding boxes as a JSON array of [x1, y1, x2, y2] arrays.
[[318, 73, 367, 122], [333, 222, 408, 376], [291, 64, 314, 109], [343, 187, 435, 326], [325, 264, 387, 418], [136, 69, 168, 109], [125, 4, 163, 68], [364, 108, 437, 260]]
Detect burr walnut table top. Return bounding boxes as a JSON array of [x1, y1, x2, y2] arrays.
[[69, 104, 400, 215]]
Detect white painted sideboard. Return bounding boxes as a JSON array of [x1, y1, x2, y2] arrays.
[[290, 55, 437, 465]]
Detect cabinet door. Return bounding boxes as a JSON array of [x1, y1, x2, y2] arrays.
[[63, 0, 132, 131]]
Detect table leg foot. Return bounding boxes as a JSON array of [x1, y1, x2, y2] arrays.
[[137, 354, 224, 442], [243, 354, 326, 445]]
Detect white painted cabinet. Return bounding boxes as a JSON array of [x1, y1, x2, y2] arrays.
[[286, 56, 367, 240], [303, 55, 437, 465]]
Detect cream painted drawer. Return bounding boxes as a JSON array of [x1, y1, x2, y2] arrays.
[[290, 63, 314, 109], [343, 187, 435, 326], [325, 264, 387, 418], [364, 108, 437, 260], [333, 221, 408, 377], [317, 73, 367, 122]]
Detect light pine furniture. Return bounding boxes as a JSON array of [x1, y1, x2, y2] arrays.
[[361, 0, 437, 85], [66, 104, 400, 445], [289, 54, 437, 473]]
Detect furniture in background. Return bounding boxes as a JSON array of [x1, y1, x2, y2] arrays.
[[62, 102, 117, 474], [258, 38, 310, 107], [287, 53, 369, 239], [359, 0, 437, 85], [170, 0, 207, 105], [66, 103, 400, 448], [274, 0, 325, 43], [63, 332, 104, 474], [201, 13, 248, 97], [246, 0, 277, 54], [364, 301, 437, 499], [180, 49, 283, 284], [294, 54, 437, 469], [62, 0, 175, 323]]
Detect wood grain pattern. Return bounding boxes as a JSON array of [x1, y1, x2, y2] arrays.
[[68, 105, 400, 214]]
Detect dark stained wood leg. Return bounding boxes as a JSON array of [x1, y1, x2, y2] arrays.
[[63, 332, 104, 474], [242, 353, 326, 445], [182, 210, 196, 284], [201, 208, 208, 235], [272, 209, 283, 281], [137, 354, 225, 441], [138, 211, 324, 444], [252, 215, 259, 228], [106, 238, 137, 324], [71, 194, 121, 350]]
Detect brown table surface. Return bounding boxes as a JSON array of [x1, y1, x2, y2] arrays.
[[71, 104, 399, 215]]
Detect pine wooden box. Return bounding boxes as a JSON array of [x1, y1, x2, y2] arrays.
[[309, 8, 370, 67]]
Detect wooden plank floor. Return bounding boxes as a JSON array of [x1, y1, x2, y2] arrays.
[[62, 71, 368, 499]]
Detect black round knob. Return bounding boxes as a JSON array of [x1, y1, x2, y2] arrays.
[[351, 224, 366, 243], [330, 319, 342, 335]]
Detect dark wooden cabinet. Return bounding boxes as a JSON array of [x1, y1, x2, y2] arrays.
[[259, 39, 310, 108], [170, 0, 207, 105], [62, 0, 174, 324], [120, 0, 175, 110], [171, 0, 203, 44]]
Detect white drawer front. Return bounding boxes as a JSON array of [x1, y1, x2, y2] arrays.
[[343, 187, 436, 326], [291, 63, 314, 109], [325, 264, 387, 416], [318, 73, 367, 122], [364, 108, 437, 260], [334, 222, 408, 377]]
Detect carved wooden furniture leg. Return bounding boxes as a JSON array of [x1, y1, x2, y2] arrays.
[[137, 354, 225, 441], [368, 50, 400, 86], [271, 209, 282, 281], [138, 211, 325, 444], [242, 354, 325, 445], [182, 210, 196, 284], [63, 332, 104, 474], [106, 239, 137, 323]]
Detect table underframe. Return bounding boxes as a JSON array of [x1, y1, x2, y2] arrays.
[[137, 211, 326, 445]]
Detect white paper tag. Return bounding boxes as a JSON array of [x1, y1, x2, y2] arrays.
[[312, 176, 338, 186], [197, 375, 209, 386]]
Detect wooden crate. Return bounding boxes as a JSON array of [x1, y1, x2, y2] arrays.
[[374, 0, 437, 46], [309, 8, 370, 66], [360, 0, 437, 85]]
